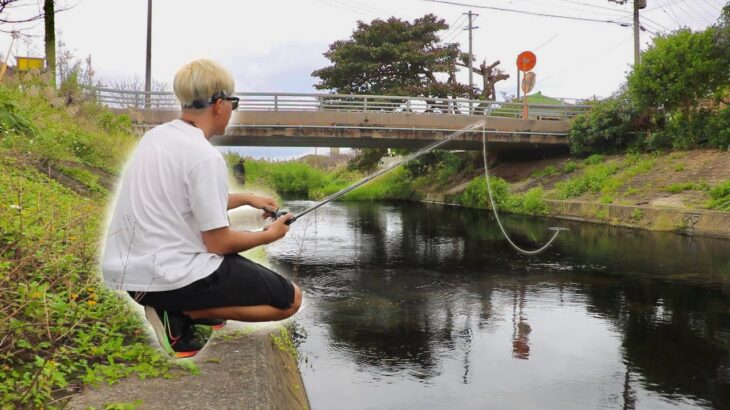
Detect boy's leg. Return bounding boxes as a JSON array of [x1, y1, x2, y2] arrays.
[[143, 306, 211, 358], [183, 283, 302, 322]]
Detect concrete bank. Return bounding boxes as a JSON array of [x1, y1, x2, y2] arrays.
[[67, 325, 310, 410], [545, 200, 730, 239], [421, 194, 730, 239]]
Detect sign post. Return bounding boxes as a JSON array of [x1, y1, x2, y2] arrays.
[[516, 51, 537, 120]]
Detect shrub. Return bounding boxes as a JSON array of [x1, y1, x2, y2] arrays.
[[532, 165, 558, 178], [555, 162, 620, 199], [518, 187, 549, 215], [582, 154, 605, 165], [569, 92, 638, 156], [459, 176, 509, 209], [563, 161, 578, 173], [706, 180, 730, 210]]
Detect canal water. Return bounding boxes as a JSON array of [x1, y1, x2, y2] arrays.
[[261, 201, 730, 409]]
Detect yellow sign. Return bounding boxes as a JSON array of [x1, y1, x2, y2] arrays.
[[17, 57, 45, 72]]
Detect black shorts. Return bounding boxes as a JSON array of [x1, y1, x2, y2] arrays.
[[128, 253, 295, 312]]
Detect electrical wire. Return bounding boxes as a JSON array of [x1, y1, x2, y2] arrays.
[[423, 0, 634, 27]]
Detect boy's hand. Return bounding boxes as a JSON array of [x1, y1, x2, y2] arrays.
[[248, 195, 278, 217], [267, 213, 293, 241]]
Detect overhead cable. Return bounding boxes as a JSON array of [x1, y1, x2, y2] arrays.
[[423, 0, 634, 27]]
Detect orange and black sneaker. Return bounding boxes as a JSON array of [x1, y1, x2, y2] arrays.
[[144, 306, 209, 358], [192, 318, 227, 331]]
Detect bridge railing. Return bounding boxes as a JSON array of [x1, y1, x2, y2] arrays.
[[94, 88, 591, 120]]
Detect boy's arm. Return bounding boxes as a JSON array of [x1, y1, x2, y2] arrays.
[[227, 193, 278, 212], [202, 213, 293, 255]]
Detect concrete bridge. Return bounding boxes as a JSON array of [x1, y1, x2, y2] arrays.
[[99, 89, 590, 152]]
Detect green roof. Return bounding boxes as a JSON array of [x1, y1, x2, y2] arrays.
[[513, 91, 564, 105]]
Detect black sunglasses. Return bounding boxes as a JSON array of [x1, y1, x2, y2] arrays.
[[184, 92, 239, 110]]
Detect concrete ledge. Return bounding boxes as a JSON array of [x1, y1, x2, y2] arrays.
[[546, 200, 730, 239], [418, 195, 730, 240], [67, 325, 309, 410]]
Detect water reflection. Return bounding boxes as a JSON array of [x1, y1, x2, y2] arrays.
[[265, 201, 730, 409]]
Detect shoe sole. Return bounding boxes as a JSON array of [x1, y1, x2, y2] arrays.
[[144, 306, 200, 359], [211, 321, 227, 331]]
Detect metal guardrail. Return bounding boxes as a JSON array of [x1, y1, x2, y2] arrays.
[[93, 88, 591, 120]]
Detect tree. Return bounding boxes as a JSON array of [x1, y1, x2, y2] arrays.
[[44, 0, 55, 86], [627, 28, 726, 115], [312, 14, 471, 99], [0, 0, 67, 86], [456, 54, 509, 101]]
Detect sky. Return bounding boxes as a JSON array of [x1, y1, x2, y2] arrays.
[[1, 0, 725, 158]]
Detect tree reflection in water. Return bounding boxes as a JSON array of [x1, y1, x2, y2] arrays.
[[268, 201, 730, 408]]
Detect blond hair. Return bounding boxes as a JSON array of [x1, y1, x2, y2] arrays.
[[173, 59, 235, 108]]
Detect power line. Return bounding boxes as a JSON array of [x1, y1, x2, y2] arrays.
[[675, 0, 714, 25], [444, 19, 469, 42], [313, 0, 378, 17], [658, 0, 683, 28], [422, 0, 633, 27], [640, 13, 674, 31], [443, 13, 467, 39], [533, 33, 560, 51], [553, 0, 633, 15]]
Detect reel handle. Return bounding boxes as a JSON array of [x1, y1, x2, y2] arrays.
[[265, 208, 297, 225]]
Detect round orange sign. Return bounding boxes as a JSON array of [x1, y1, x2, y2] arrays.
[[516, 51, 537, 72]]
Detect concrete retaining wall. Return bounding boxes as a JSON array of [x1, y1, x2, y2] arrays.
[[67, 325, 310, 410]]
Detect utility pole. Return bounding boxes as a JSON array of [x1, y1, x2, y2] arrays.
[[633, 0, 646, 66], [464, 10, 478, 113], [145, 0, 152, 108]]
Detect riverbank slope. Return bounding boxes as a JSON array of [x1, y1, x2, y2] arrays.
[[416, 150, 730, 238]]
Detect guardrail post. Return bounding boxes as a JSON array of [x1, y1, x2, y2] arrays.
[[406, 99, 411, 112], [274, 95, 279, 111], [364, 97, 368, 112]]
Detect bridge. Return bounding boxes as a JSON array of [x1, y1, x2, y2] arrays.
[[98, 89, 591, 152]]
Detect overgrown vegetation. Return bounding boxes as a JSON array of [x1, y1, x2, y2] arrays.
[[569, 6, 730, 155], [0, 74, 184, 407], [223, 153, 358, 199]]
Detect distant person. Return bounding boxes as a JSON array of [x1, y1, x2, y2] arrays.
[[102, 59, 301, 358], [232, 158, 246, 185]]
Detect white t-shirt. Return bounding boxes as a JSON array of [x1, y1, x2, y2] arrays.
[[102, 120, 230, 292]]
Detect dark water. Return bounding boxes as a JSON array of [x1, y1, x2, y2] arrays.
[[264, 201, 730, 410]]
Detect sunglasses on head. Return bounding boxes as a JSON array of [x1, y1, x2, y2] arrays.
[[183, 92, 239, 110]]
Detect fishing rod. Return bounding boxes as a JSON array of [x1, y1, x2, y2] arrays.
[[269, 120, 486, 225], [268, 119, 567, 255]]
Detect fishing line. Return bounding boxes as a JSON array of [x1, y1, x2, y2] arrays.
[[271, 120, 487, 224], [480, 124, 567, 256], [269, 118, 566, 255]]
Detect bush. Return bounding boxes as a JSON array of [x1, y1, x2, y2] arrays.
[[0, 76, 176, 407], [706, 180, 730, 210], [569, 92, 638, 156], [459, 176, 510, 209], [706, 107, 730, 149], [555, 162, 620, 199], [518, 187, 549, 215], [563, 161, 578, 173]]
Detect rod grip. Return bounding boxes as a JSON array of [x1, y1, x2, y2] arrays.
[[269, 208, 296, 225]]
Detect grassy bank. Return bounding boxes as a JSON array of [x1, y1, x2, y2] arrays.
[[234, 148, 730, 222], [0, 75, 184, 407]]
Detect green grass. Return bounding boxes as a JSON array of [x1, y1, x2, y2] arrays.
[[563, 161, 578, 173], [341, 167, 419, 201], [554, 162, 620, 199], [553, 154, 656, 200], [531, 165, 558, 178], [458, 176, 548, 215], [706, 180, 730, 211], [0, 77, 190, 408], [223, 154, 358, 200]]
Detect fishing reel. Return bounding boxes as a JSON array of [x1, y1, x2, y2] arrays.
[[265, 208, 297, 225]]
